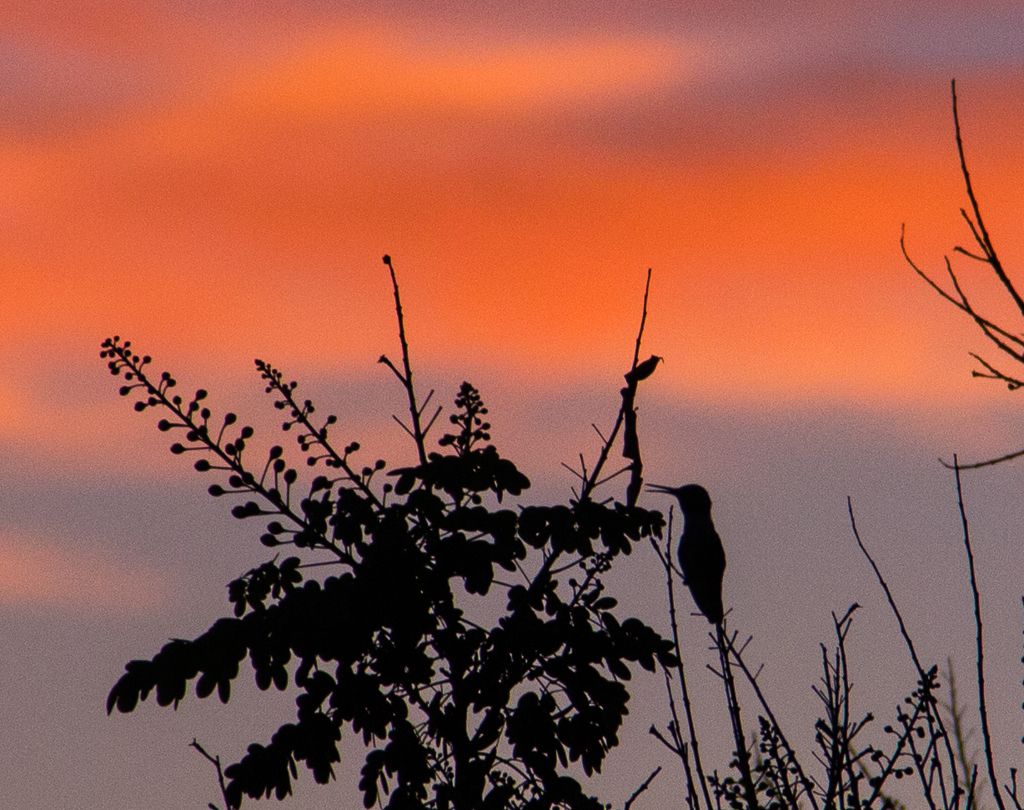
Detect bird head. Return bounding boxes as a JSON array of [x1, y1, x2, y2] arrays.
[[647, 483, 712, 514]]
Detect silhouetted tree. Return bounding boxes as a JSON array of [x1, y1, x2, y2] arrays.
[[103, 261, 675, 810], [101, 83, 1024, 810]]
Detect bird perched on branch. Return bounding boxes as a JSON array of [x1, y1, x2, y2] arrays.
[[624, 354, 663, 384], [648, 483, 726, 624]]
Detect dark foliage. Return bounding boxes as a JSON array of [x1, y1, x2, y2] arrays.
[[101, 277, 674, 810], [99, 82, 1024, 810]]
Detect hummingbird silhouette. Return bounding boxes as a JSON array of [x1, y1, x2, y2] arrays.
[[648, 483, 725, 624]]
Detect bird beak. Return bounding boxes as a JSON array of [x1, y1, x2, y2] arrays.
[[645, 483, 678, 495]]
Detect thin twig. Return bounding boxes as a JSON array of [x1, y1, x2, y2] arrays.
[[944, 657, 986, 809], [713, 623, 759, 810], [650, 511, 713, 810], [953, 456, 1007, 810], [968, 354, 1024, 389], [631, 269, 654, 370], [190, 738, 232, 810], [903, 81, 1024, 431], [1005, 766, 1023, 810], [848, 498, 927, 676], [950, 80, 1023, 319], [941, 445, 1024, 471], [900, 233, 1024, 353], [584, 269, 656, 504], [848, 496, 963, 805], [725, 632, 820, 810], [382, 255, 428, 465], [624, 766, 663, 810]]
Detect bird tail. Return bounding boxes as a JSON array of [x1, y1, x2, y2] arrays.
[[691, 583, 724, 624]]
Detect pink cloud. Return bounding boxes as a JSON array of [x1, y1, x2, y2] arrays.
[[0, 530, 165, 612]]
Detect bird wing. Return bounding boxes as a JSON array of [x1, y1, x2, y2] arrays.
[[679, 529, 726, 623]]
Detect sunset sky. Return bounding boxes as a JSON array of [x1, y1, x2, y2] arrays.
[[3, 2, 1024, 809]]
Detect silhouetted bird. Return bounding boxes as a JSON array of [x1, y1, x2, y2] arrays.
[[624, 354, 663, 384], [648, 483, 726, 624]]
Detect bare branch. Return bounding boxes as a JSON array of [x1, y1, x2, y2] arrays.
[[631, 268, 654, 370], [953, 245, 991, 264], [392, 413, 416, 439], [582, 269, 660, 505], [190, 738, 232, 810], [967, 353, 1024, 390], [560, 461, 586, 482], [422, 405, 443, 437], [848, 497, 927, 677], [951, 80, 1024, 318], [953, 457, 1008, 810], [724, 631, 820, 810], [382, 255, 429, 465], [1004, 767, 1022, 810], [623, 767, 663, 810], [714, 622, 760, 810], [902, 231, 1024, 354], [940, 445, 1024, 470], [906, 82, 1024, 429], [649, 512, 714, 810]]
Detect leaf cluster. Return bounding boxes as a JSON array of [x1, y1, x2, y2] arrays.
[[101, 337, 675, 810]]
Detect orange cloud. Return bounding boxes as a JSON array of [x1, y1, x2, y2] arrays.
[[0, 11, 1021, 425], [232, 28, 696, 121], [0, 529, 165, 612]]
